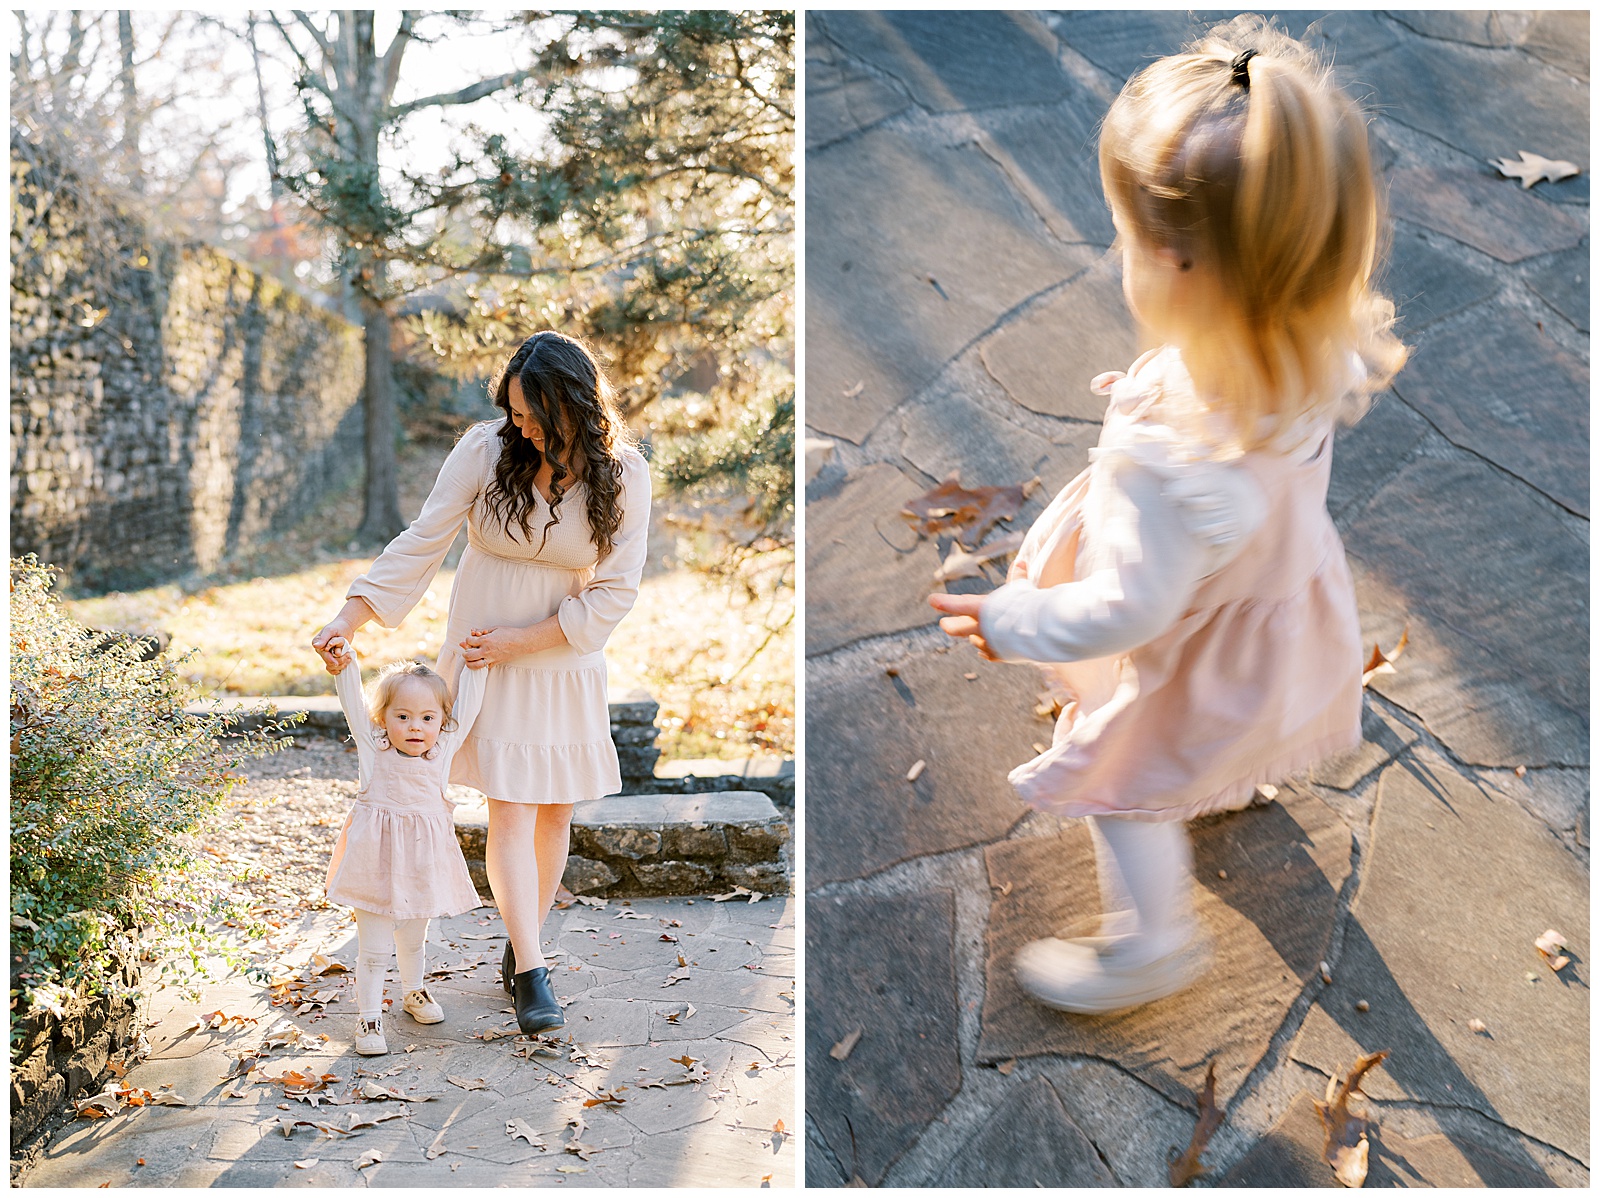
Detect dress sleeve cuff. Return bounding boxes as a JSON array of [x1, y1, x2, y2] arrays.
[[978, 580, 1045, 664]]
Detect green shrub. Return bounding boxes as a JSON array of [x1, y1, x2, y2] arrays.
[[9, 556, 290, 1011]]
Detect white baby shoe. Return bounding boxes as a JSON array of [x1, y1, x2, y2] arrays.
[[354, 1016, 388, 1056], [402, 987, 445, 1024], [1015, 924, 1212, 1015]]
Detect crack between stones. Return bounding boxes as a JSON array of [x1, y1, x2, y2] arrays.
[[803, 1111, 852, 1184]]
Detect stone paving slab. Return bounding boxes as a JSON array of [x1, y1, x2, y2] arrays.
[[1524, 246, 1591, 332], [1356, 34, 1589, 164], [805, 21, 911, 152], [978, 264, 1137, 421], [1291, 749, 1589, 1165], [805, 891, 961, 1186], [805, 463, 943, 656], [807, 123, 1092, 443], [20, 897, 794, 1189], [932, 1077, 1114, 1187], [816, 10, 1072, 114], [1391, 298, 1589, 515], [806, 649, 1034, 885], [979, 789, 1352, 1108], [1382, 224, 1501, 332], [1388, 166, 1588, 265], [1343, 456, 1589, 767]]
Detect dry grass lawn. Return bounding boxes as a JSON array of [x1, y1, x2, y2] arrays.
[[63, 430, 793, 762]]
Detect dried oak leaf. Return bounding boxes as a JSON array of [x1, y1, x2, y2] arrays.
[[446, 1075, 488, 1091], [506, 1118, 546, 1149], [1314, 1049, 1390, 1188], [902, 473, 1041, 541], [1361, 625, 1409, 688], [1168, 1061, 1225, 1186], [1491, 150, 1581, 189], [354, 1149, 382, 1171]]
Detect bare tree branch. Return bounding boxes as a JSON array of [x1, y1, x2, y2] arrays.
[[386, 70, 531, 120], [378, 11, 417, 107]]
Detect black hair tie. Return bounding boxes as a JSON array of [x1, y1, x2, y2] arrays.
[[1231, 49, 1258, 89]]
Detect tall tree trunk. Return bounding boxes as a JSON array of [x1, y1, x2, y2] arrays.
[[347, 12, 403, 544], [356, 292, 403, 543], [117, 12, 143, 194]]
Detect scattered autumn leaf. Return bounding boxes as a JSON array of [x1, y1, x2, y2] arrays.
[[902, 472, 1041, 541], [354, 1149, 382, 1171], [1534, 928, 1571, 972], [1468, 1018, 1490, 1036], [712, 886, 766, 903], [1361, 625, 1409, 687], [1315, 1050, 1390, 1188], [425, 1132, 448, 1160], [1490, 150, 1581, 189], [905, 759, 926, 783], [556, 1165, 587, 1174], [506, 1118, 546, 1149], [1168, 1061, 1224, 1186], [446, 1076, 488, 1091], [997, 1058, 1016, 1076], [829, 1029, 863, 1062], [293, 1159, 318, 1170]]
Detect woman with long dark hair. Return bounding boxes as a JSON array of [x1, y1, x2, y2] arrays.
[[313, 331, 650, 1034]]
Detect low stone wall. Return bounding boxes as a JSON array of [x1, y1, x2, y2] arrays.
[[10, 961, 140, 1152], [455, 792, 792, 898]]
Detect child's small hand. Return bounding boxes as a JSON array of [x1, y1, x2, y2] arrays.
[[320, 636, 352, 675], [927, 593, 999, 662]]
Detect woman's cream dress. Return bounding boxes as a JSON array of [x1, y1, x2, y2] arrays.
[[347, 420, 651, 803]]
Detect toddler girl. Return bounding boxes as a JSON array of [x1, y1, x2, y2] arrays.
[[321, 642, 486, 1054], [930, 18, 1406, 1015]]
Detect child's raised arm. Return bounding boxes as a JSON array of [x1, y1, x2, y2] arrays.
[[331, 647, 379, 789], [438, 666, 488, 762]]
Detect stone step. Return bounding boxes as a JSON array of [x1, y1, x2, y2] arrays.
[[452, 790, 791, 900], [186, 688, 659, 736]]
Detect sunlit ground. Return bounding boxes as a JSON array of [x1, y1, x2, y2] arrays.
[[62, 433, 794, 761]]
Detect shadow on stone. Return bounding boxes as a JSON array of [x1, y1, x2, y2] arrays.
[[978, 789, 1351, 1107]]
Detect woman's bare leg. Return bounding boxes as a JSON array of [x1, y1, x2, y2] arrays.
[[486, 798, 545, 973], [534, 804, 576, 929]]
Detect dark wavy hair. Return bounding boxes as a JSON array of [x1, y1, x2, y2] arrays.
[[485, 331, 633, 558]]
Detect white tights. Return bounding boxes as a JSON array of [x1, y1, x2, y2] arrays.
[[1087, 814, 1195, 959], [353, 910, 429, 1019]]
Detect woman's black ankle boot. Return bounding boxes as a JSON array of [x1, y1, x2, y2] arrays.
[[502, 942, 563, 1033]]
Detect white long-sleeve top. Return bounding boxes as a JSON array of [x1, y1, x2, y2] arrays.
[[346, 421, 651, 658]]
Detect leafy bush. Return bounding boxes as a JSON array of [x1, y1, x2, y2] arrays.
[[9, 556, 288, 1009]]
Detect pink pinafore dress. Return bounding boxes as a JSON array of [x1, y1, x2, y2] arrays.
[[324, 653, 484, 919], [1007, 346, 1364, 821]]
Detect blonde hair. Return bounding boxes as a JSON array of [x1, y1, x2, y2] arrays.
[[1099, 14, 1407, 450], [368, 661, 456, 734]]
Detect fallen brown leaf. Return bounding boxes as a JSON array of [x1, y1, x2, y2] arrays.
[[354, 1149, 382, 1171], [902, 472, 1041, 541], [829, 1028, 863, 1061], [1168, 1061, 1224, 1186], [507, 1118, 546, 1149], [1314, 1050, 1390, 1188], [1361, 625, 1409, 687], [446, 1076, 488, 1091]]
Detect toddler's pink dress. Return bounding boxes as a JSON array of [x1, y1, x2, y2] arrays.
[[979, 346, 1364, 822], [324, 655, 484, 919], [346, 421, 651, 804]]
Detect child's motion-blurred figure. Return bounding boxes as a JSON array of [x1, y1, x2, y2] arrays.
[[931, 17, 1406, 1014], [322, 643, 486, 1053]]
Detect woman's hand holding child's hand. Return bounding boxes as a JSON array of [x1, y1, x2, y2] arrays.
[[928, 592, 1000, 662], [460, 626, 523, 669], [312, 624, 354, 674]]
